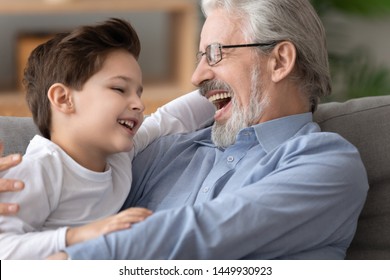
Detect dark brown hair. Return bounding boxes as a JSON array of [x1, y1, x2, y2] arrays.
[[23, 18, 141, 139]]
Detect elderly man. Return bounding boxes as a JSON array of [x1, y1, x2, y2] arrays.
[[21, 0, 372, 259]]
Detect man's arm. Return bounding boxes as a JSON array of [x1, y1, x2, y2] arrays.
[[64, 133, 369, 260]]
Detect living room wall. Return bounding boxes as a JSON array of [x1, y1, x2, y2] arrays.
[[0, 1, 388, 101], [0, 12, 170, 91]]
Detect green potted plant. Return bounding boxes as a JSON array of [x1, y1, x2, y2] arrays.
[[311, 0, 390, 100]]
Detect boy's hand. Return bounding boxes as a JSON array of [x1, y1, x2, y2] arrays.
[[66, 207, 152, 246]]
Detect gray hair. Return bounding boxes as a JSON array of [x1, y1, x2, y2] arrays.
[[201, 0, 331, 111]]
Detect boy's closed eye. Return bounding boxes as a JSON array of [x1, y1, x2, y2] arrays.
[[112, 87, 125, 94]]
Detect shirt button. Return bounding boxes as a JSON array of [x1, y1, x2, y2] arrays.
[[203, 187, 209, 193], [227, 156, 234, 162]]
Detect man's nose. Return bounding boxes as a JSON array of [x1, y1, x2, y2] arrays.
[[191, 57, 214, 87]]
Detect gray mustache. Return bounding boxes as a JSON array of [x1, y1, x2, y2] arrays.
[[199, 80, 232, 97]]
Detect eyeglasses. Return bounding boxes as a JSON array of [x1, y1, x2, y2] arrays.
[[196, 42, 278, 66]]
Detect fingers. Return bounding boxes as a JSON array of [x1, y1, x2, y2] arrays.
[[0, 177, 24, 215], [103, 220, 133, 233], [119, 207, 153, 216], [102, 208, 153, 232], [0, 154, 22, 171], [0, 178, 24, 192], [117, 207, 153, 222], [0, 203, 19, 215], [65, 207, 154, 245]]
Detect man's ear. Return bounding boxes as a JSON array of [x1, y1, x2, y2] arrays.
[[47, 83, 75, 113], [269, 41, 296, 83]]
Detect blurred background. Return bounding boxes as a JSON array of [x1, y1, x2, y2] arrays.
[[311, 0, 390, 102], [0, 0, 389, 116]]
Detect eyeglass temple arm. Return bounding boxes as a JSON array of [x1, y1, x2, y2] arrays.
[[221, 42, 278, 49]]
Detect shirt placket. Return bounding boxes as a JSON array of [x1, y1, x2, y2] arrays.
[[194, 129, 257, 204]]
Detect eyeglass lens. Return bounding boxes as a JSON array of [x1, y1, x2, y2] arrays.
[[207, 44, 222, 66]]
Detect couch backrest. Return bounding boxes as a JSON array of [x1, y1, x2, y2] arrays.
[[314, 95, 390, 259], [0, 116, 39, 156], [1, 95, 390, 259]]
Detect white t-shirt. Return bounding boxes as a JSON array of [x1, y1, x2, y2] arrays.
[[0, 90, 215, 259]]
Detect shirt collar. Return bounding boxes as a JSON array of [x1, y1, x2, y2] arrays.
[[195, 112, 313, 152], [253, 112, 313, 152]]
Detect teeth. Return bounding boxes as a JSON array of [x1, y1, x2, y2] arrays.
[[118, 119, 135, 129], [208, 92, 232, 103]]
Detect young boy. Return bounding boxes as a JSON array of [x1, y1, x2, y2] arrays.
[[0, 18, 214, 259]]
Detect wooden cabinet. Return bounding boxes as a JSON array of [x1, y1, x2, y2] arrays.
[[0, 0, 198, 116]]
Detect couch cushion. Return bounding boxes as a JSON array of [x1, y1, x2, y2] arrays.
[[314, 95, 390, 259], [0, 116, 39, 156]]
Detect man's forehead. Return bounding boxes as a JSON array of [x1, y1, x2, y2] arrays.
[[200, 10, 244, 47]]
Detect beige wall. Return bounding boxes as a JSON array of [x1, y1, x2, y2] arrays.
[[0, 12, 170, 91]]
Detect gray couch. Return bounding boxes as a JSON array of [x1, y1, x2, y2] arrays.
[[1, 95, 389, 259]]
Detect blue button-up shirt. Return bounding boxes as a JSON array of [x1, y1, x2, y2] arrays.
[[66, 113, 368, 259]]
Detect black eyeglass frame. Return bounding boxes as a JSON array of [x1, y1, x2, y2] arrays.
[[197, 42, 279, 66]]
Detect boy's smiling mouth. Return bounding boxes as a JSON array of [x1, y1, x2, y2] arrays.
[[117, 119, 136, 132]]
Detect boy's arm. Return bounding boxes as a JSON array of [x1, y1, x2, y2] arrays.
[[0, 160, 66, 259], [65, 207, 152, 246], [133, 90, 215, 155], [0, 229, 68, 259]]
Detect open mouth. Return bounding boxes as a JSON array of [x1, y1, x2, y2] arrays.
[[207, 92, 232, 110], [117, 119, 136, 132]]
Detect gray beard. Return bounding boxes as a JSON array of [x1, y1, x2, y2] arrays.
[[211, 66, 269, 148]]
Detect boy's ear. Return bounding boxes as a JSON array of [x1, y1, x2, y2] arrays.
[[47, 83, 75, 113], [269, 41, 297, 83]]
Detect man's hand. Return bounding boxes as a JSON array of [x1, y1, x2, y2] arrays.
[[66, 207, 153, 246], [0, 143, 24, 215]]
